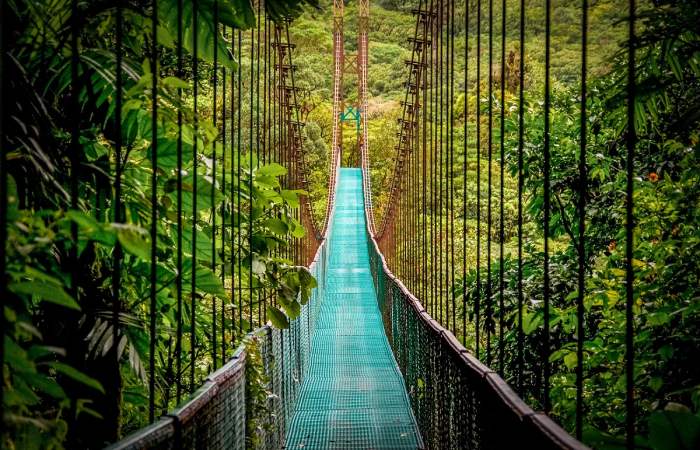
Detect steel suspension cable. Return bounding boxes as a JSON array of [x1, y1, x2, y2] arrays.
[[237, 29, 243, 336], [190, 0, 199, 394], [421, 4, 429, 308], [576, 0, 588, 439], [69, 0, 80, 330], [430, 0, 437, 320], [435, 0, 442, 324], [625, 0, 636, 446], [175, 0, 184, 404], [0, 0, 6, 436], [462, 0, 470, 346], [255, 1, 261, 325], [443, 0, 449, 326], [68, 0, 82, 434], [486, 0, 493, 366], [148, 0, 158, 421], [441, 0, 447, 330], [498, 0, 506, 378], [449, 0, 455, 336], [440, 0, 445, 326], [249, 20, 255, 331], [475, 0, 482, 359], [263, 17, 268, 167], [212, 1, 219, 371], [113, 0, 124, 413], [262, 16, 268, 317], [221, 24, 228, 364], [516, 0, 525, 396], [429, 0, 435, 317], [410, 3, 419, 296], [543, 0, 552, 413], [229, 28, 241, 346]]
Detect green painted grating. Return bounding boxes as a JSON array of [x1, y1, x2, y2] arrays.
[[285, 168, 422, 449]]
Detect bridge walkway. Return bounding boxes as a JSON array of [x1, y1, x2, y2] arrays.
[[285, 168, 422, 449]]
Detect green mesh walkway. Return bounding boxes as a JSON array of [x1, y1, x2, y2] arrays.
[[285, 168, 422, 449]]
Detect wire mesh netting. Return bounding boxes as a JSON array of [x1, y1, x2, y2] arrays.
[[365, 172, 587, 450], [107, 237, 328, 450], [285, 168, 423, 449]]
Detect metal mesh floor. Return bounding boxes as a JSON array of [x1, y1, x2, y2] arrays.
[[285, 168, 422, 449]]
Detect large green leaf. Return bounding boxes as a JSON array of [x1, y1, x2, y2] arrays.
[[297, 266, 317, 304], [66, 210, 117, 246], [263, 218, 288, 236], [290, 217, 306, 238], [9, 282, 80, 311], [114, 224, 151, 261], [267, 306, 289, 329], [649, 411, 700, 450], [265, 0, 320, 22], [182, 225, 215, 262], [159, 0, 256, 70], [171, 173, 224, 212], [24, 372, 66, 400], [182, 260, 227, 298], [45, 362, 105, 394], [257, 163, 287, 178], [219, 0, 256, 28], [280, 189, 303, 208], [147, 137, 193, 172]]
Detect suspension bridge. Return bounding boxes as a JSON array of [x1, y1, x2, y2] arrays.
[[102, 1, 593, 448], [1, 0, 649, 448]]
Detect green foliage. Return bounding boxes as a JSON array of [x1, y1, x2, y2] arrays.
[[454, 0, 700, 446], [243, 335, 274, 449], [3, 0, 318, 447], [5, 0, 699, 448]]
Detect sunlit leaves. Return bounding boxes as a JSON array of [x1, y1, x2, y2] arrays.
[[115, 224, 152, 262], [256, 162, 287, 178], [264, 218, 288, 235], [182, 260, 227, 298], [267, 306, 290, 329], [158, 0, 256, 70]]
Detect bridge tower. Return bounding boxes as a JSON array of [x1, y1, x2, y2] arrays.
[[331, 0, 345, 170], [330, 0, 375, 230], [331, 0, 370, 169]]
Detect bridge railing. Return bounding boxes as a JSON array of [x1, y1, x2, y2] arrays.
[[107, 132, 341, 450], [106, 247, 328, 450], [362, 168, 586, 450]]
